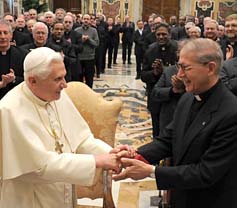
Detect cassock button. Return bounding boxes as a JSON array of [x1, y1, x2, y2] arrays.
[[202, 121, 206, 126]]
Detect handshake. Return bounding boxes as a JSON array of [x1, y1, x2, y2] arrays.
[[95, 145, 155, 181]]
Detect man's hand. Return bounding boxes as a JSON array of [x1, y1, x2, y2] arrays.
[[0, 69, 15, 89], [110, 144, 136, 158], [171, 74, 185, 93], [152, 59, 163, 76], [82, 35, 89, 42], [113, 158, 154, 181], [95, 153, 121, 173]]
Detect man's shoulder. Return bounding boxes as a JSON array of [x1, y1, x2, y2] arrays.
[[11, 45, 29, 56], [0, 83, 24, 108], [223, 57, 237, 68]]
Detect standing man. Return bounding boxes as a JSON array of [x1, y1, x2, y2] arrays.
[[21, 22, 60, 52], [4, 14, 31, 46], [48, 21, 76, 82], [141, 23, 178, 138], [114, 38, 237, 208], [113, 16, 122, 65], [121, 15, 135, 64], [75, 14, 99, 88], [133, 20, 145, 79], [63, 15, 83, 81], [0, 47, 129, 208], [0, 20, 28, 99]]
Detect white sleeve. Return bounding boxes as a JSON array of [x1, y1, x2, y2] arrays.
[[17, 152, 96, 186]]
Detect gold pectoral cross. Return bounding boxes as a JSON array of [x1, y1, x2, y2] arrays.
[[55, 140, 64, 154]]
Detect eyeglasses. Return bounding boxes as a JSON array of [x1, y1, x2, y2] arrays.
[[176, 62, 208, 72]]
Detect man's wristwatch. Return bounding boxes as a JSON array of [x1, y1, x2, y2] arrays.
[[150, 165, 156, 178]]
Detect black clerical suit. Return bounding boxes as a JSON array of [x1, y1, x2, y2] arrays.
[[138, 81, 237, 208], [151, 65, 183, 137], [47, 36, 76, 82], [121, 21, 135, 64], [133, 29, 145, 78], [141, 40, 178, 137], [12, 29, 32, 46], [220, 57, 237, 95], [64, 30, 83, 81], [113, 22, 122, 64], [0, 46, 28, 99]]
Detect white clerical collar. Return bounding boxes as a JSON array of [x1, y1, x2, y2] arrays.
[[1, 51, 7, 55], [194, 95, 202, 101], [22, 82, 50, 107]]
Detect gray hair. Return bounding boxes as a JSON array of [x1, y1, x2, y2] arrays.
[[44, 11, 55, 19], [181, 38, 223, 73], [0, 20, 12, 33], [24, 47, 63, 80]]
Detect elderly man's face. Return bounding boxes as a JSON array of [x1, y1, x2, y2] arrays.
[[204, 22, 218, 40], [0, 24, 12, 51], [33, 26, 48, 46], [177, 50, 211, 94], [188, 27, 200, 39], [45, 14, 54, 25], [31, 60, 67, 101]]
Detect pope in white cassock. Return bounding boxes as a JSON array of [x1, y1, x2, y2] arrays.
[[0, 47, 126, 208]]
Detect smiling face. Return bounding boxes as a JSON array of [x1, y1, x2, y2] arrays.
[[29, 60, 67, 102], [225, 19, 237, 39], [155, 26, 169, 45], [177, 45, 219, 95]]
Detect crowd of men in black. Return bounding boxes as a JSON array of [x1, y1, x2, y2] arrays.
[[0, 9, 237, 140]]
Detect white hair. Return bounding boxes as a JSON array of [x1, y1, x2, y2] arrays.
[[24, 47, 63, 80], [32, 22, 48, 35]]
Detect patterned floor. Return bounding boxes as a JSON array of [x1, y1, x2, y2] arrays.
[[94, 52, 153, 149], [79, 51, 158, 208]]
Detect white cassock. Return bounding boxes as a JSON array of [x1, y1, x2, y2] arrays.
[[0, 82, 112, 208]]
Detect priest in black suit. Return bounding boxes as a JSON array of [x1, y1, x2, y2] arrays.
[[133, 20, 145, 79], [0, 20, 28, 99], [114, 38, 237, 208]]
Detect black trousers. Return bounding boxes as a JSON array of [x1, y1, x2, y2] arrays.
[[135, 54, 143, 77], [122, 41, 133, 62], [79, 59, 95, 88], [113, 40, 119, 63]]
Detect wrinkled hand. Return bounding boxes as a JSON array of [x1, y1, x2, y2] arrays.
[[113, 158, 154, 181], [110, 144, 136, 158], [171, 74, 185, 93], [152, 59, 163, 76], [0, 69, 15, 89], [226, 44, 234, 60], [95, 153, 121, 173]]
